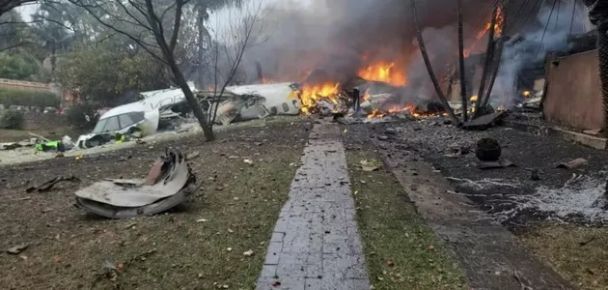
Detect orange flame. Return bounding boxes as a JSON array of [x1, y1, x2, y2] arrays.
[[367, 109, 385, 120], [298, 82, 341, 114], [465, 6, 505, 58], [387, 104, 416, 114], [358, 61, 408, 87]]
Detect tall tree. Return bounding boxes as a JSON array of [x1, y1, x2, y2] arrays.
[[68, 0, 233, 141], [584, 0, 608, 131]]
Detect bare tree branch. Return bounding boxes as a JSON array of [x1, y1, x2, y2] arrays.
[[68, 0, 166, 63]]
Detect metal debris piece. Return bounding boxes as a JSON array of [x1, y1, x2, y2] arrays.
[[463, 111, 507, 130], [557, 158, 588, 169], [360, 159, 381, 172], [74, 149, 197, 219], [7, 243, 29, 255], [26, 176, 80, 193]]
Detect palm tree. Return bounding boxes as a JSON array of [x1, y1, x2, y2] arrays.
[[584, 1, 608, 131]]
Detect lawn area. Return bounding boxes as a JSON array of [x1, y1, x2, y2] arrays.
[[346, 150, 467, 290], [0, 120, 308, 289], [518, 223, 608, 290]]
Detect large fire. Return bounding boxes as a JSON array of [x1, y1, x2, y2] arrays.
[[464, 6, 505, 57], [357, 61, 408, 87], [298, 82, 341, 114]]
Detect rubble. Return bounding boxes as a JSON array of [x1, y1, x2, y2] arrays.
[[6, 243, 29, 255], [360, 159, 382, 172], [557, 158, 589, 170], [463, 111, 507, 130], [26, 176, 80, 193], [74, 149, 197, 219]]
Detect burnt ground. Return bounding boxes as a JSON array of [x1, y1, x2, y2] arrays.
[[0, 119, 310, 289], [342, 116, 608, 289], [367, 118, 608, 227]]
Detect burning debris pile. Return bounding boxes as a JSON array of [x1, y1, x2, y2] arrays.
[[230, 0, 591, 123]]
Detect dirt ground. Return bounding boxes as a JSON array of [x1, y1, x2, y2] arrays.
[[0, 119, 310, 289]]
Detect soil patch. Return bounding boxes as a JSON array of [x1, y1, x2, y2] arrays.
[[0, 121, 309, 289]]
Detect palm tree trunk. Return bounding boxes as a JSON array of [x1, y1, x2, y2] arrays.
[[457, 0, 468, 121], [585, 0, 608, 131], [410, 0, 459, 124], [597, 25, 608, 131]]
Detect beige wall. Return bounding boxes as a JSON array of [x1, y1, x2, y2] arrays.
[[0, 78, 53, 93], [544, 49, 604, 131]]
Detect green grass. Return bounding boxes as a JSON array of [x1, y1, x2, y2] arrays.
[[347, 150, 467, 290]]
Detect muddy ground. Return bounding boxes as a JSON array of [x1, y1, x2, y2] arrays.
[[0, 119, 310, 289]]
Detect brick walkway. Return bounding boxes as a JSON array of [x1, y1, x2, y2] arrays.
[[256, 123, 370, 290]]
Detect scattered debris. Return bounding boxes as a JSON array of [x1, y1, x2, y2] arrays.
[[360, 159, 381, 172], [463, 111, 507, 130], [384, 127, 397, 135], [0, 139, 35, 151], [6, 243, 29, 255], [26, 176, 80, 193], [243, 250, 254, 257], [583, 128, 602, 136], [476, 138, 502, 162], [243, 159, 254, 165], [557, 158, 589, 170], [579, 237, 597, 247], [74, 149, 197, 219], [187, 151, 201, 160], [478, 159, 516, 170]]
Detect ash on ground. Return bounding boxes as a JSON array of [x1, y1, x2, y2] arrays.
[[352, 115, 608, 227]]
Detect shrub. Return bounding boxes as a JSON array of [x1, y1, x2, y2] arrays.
[[0, 110, 25, 129], [0, 89, 60, 109], [65, 104, 98, 129]]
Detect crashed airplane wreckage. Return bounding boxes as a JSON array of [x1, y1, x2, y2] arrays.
[[76, 83, 301, 149], [75, 149, 197, 219]]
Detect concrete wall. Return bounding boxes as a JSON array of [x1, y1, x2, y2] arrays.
[[0, 78, 53, 93], [543, 49, 604, 131]]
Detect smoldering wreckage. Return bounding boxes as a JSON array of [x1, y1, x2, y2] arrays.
[[3, 0, 602, 221]]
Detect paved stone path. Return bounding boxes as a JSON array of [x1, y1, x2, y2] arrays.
[[256, 123, 370, 290]]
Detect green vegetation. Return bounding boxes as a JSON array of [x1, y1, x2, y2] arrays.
[[0, 53, 40, 80], [0, 88, 60, 109], [57, 43, 170, 106], [347, 151, 467, 290], [0, 110, 24, 129]]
